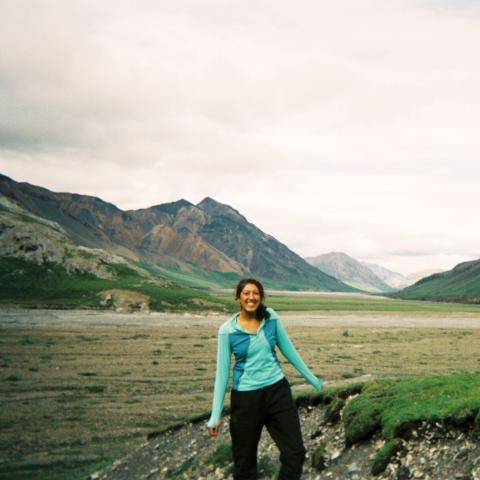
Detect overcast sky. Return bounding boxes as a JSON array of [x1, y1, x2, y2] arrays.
[[1, 0, 480, 275]]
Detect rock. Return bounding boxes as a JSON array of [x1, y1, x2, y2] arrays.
[[324, 397, 345, 424], [330, 449, 342, 461], [347, 462, 362, 473], [455, 448, 470, 461], [396, 465, 411, 480]]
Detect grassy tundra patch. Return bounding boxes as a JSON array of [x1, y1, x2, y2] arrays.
[[308, 374, 480, 474], [0, 257, 230, 312], [341, 373, 480, 445], [1, 312, 480, 479], [265, 294, 480, 313]]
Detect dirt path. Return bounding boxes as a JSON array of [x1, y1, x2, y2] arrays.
[[2, 308, 480, 329]]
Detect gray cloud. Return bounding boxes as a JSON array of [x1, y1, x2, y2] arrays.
[[1, 0, 480, 274]]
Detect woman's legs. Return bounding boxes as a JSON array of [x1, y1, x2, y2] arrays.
[[264, 378, 306, 480], [229, 389, 264, 480], [230, 378, 305, 480]]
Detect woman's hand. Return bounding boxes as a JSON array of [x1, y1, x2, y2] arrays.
[[208, 420, 221, 437]]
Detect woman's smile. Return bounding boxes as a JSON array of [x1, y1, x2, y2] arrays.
[[239, 283, 261, 312]]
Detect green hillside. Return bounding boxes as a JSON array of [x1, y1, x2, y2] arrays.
[[391, 259, 480, 303], [0, 257, 232, 312]]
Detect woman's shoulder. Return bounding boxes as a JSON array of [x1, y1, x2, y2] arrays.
[[218, 313, 239, 335], [265, 307, 279, 319]]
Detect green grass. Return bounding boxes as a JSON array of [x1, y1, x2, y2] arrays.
[[4, 256, 480, 313], [371, 439, 404, 475], [136, 261, 356, 292], [166, 455, 197, 478], [136, 261, 241, 290], [229, 294, 480, 312], [207, 442, 233, 467], [311, 442, 327, 472], [299, 374, 480, 473], [0, 256, 231, 312], [339, 374, 480, 445]]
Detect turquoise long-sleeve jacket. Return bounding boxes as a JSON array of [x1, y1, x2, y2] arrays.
[[207, 307, 322, 428]]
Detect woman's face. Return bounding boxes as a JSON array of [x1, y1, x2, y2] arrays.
[[238, 283, 262, 314]]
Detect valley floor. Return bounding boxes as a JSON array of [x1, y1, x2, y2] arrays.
[[1, 308, 480, 479]]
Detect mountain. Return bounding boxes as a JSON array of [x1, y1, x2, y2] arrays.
[[390, 259, 480, 303], [0, 174, 354, 291], [360, 261, 407, 289], [0, 191, 229, 311], [403, 269, 444, 286], [305, 252, 394, 293], [361, 262, 443, 289], [194, 197, 351, 290]]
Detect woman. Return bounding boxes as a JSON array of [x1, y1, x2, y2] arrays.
[[207, 278, 323, 480]]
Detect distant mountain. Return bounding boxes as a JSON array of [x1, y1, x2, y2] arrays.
[[0, 174, 354, 291], [305, 252, 394, 293], [403, 269, 444, 286], [361, 262, 443, 289], [360, 261, 407, 289], [391, 259, 480, 303]]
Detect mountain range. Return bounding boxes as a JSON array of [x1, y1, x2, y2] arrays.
[[304, 251, 452, 294], [391, 259, 480, 303], [0, 174, 353, 292], [305, 252, 394, 293], [2, 174, 478, 305], [361, 261, 442, 290]]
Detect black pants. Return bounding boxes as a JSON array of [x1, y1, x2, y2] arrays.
[[229, 377, 306, 480]]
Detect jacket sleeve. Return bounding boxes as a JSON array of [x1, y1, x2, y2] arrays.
[[275, 314, 323, 391], [207, 328, 231, 428]]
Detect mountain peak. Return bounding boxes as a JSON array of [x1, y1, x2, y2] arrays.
[[196, 197, 243, 218], [197, 196, 220, 208], [144, 199, 194, 216]]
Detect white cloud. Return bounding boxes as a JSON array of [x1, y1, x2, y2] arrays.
[[1, 0, 480, 275]]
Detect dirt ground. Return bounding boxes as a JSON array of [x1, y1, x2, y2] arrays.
[[1, 308, 480, 479]]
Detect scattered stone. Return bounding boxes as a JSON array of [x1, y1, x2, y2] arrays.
[[455, 448, 470, 461], [395, 465, 411, 480], [348, 462, 362, 473]]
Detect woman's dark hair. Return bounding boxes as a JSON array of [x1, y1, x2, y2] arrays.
[[235, 278, 270, 320]]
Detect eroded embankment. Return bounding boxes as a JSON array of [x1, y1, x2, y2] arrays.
[[89, 374, 480, 480]]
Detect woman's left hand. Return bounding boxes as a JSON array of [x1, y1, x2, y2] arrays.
[[208, 420, 221, 437]]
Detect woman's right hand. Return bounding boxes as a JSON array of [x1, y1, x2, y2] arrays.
[[208, 420, 221, 437]]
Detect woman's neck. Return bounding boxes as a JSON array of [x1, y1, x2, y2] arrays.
[[238, 310, 258, 322]]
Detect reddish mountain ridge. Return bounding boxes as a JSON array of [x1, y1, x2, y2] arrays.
[[0, 174, 354, 291]]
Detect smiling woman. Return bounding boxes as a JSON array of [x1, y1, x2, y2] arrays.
[[207, 278, 323, 480]]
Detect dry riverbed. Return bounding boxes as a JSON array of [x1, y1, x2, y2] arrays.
[[1, 308, 480, 479]]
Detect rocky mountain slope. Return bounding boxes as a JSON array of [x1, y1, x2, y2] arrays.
[[0, 192, 228, 312], [0, 193, 130, 279], [306, 252, 394, 293], [391, 259, 480, 303], [0, 174, 354, 291]]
